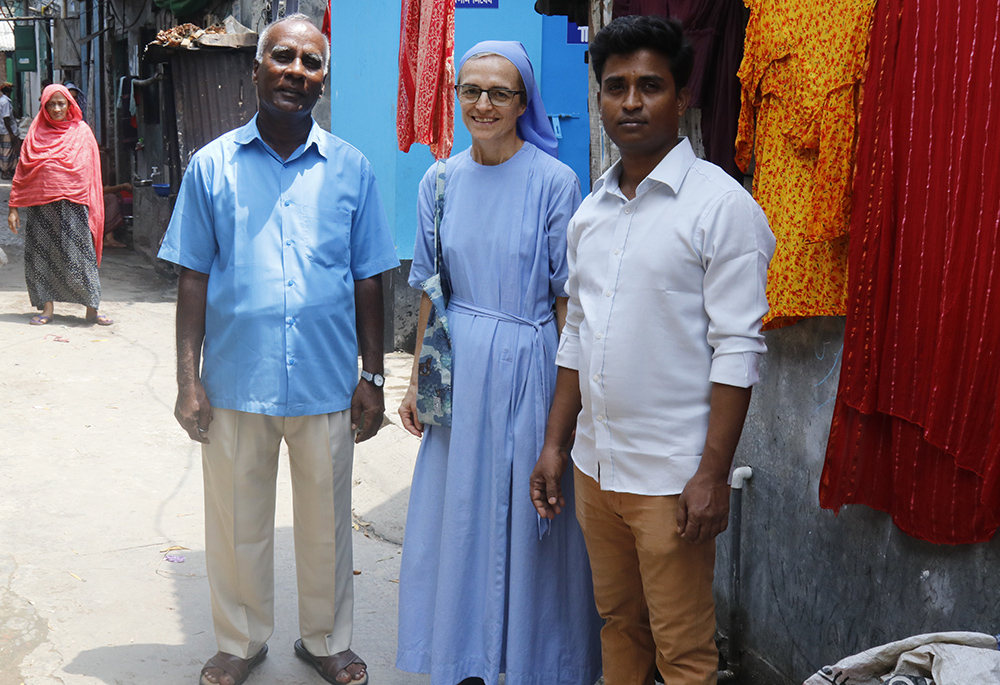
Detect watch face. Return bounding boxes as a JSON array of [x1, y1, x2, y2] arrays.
[[373, 374, 385, 387]]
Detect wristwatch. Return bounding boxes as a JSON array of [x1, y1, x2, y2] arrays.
[[360, 369, 385, 387]]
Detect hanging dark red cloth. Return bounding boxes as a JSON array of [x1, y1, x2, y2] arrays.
[[612, 0, 746, 179], [397, 0, 455, 160], [820, 0, 1000, 544], [321, 0, 330, 38]]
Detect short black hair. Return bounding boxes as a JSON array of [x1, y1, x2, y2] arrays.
[[589, 15, 694, 90]]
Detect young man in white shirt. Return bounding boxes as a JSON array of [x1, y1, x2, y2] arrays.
[[530, 14, 775, 685]]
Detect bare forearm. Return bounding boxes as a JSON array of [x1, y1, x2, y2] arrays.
[[409, 293, 432, 382], [698, 383, 753, 481], [555, 297, 568, 334], [542, 366, 582, 450], [175, 268, 208, 388], [354, 275, 385, 375]]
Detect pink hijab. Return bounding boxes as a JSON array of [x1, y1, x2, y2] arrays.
[[10, 84, 105, 265]]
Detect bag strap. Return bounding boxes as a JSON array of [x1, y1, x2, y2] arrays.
[[432, 159, 446, 274]]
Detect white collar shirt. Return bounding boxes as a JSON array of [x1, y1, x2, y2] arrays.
[[556, 138, 775, 495]]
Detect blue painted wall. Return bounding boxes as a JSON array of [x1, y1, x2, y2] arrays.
[[328, 2, 590, 260]]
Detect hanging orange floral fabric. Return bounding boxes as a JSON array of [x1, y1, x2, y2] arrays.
[[736, 0, 876, 330], [397, 0, 456, 160]]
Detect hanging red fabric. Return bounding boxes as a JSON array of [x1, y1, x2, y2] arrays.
[[820, 0, 1000, 544], [397, 0, 455, 160]]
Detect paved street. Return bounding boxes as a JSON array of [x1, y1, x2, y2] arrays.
[[0, 179, 430, 684]]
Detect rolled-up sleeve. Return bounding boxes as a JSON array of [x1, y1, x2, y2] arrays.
[[555, 215, 583, 371], [546, 171, 581, 299], [701, 190, 775, 388], [408, 164, 438, 289]]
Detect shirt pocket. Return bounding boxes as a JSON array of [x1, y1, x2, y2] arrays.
[[297, 206, 351, 268]]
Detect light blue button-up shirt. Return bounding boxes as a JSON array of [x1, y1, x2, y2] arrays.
[[159, 115, 399, 417]]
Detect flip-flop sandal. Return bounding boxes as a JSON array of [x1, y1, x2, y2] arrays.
[[88, 314, 114, 326], [294, 639, 369, 684], [30, 314, 52, 326], [199, 644, 268, 685]]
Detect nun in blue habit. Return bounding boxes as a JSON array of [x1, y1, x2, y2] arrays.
[[396, 40, 603, 685]]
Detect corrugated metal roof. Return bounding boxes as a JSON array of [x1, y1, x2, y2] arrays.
[[170, 48, 257, 172], [0, 20, 16, 52]]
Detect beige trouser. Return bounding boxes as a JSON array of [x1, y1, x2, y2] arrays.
[[574, 465, 718, 685], [202, 408, 355, 659]]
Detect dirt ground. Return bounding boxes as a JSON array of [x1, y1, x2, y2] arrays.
[[0, 181, 429, 684]]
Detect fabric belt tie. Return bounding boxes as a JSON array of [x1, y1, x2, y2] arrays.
[[448, 296, 556, 540]]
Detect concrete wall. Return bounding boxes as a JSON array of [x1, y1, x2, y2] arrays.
[[715, 315, 1000, 684]]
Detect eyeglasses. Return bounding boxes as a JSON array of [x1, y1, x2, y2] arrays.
[[454, 84, 525, 107]]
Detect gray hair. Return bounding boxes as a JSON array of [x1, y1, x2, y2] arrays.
[[459, 51, 525, 91], [255, 13, 330, 75]]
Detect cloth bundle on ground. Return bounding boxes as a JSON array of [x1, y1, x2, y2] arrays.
[[803, 632, 1000, 685]]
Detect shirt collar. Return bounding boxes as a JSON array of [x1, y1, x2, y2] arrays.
[[593, 137, 696, 199], [234, 113, 328, 161]]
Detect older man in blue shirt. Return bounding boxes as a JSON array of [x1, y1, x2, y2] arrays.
[[159, 15, 397, 685]]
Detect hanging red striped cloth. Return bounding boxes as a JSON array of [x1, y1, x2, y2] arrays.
[[397, 0, 455, 160], [820, 0, 1000, 544]]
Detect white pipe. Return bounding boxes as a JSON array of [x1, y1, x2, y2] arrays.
[[731, 466, 753, 490]]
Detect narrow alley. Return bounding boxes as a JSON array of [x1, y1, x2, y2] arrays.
[[0, 180, 429, 684]]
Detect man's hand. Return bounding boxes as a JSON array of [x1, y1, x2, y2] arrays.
[[351, 379, 384, 443], [675, 472, 731, 544], [530, 444, 569, 519], [397, 381, 424, 437], [175, 380, 213, 443], [8, 207, 19, 234]]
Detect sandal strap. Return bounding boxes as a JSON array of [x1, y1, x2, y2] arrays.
[[319, 648, 366, 678], [202, 645, 267, 684]]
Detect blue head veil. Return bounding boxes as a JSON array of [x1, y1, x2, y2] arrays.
[[458, 41, 559, 159]]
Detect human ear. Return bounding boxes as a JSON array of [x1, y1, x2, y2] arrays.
[[677, 86, 691, 116]]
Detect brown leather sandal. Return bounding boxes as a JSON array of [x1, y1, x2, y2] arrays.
[[199, 644, 268, 685], [294, 639, 369, 684]]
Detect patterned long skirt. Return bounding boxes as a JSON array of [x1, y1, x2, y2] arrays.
[[24, 200, 100, 310], [0, 133, 16, 175]]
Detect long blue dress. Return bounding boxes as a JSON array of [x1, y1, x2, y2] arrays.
[[397, 142, 603, 685]]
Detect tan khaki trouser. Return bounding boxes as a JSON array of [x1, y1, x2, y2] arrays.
[[574, 465, 718, 685], [202, 408, 355, 659]]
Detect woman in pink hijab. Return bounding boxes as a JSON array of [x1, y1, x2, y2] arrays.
[[7, 84, 109, 325]]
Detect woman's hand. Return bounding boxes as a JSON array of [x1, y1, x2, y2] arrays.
[[398, 380, 424, 437], [7, 207, 18, 234]]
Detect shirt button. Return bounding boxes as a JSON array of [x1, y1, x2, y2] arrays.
[[285, 240, 293, 246], [596, 414, 605, 422], [286, 317, 294, 326], [595, 332, 603, 340], [624, 208, 630, 214], [605, 290, 612, 297], [287, 358, 295, 365], [592, 373, 600, 382], [287, 280, 294, 287], [284, 200, 291, 207], [614, 248, 621, 255]]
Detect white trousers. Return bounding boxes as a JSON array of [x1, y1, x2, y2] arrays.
[[201, 407, 355, 659]]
